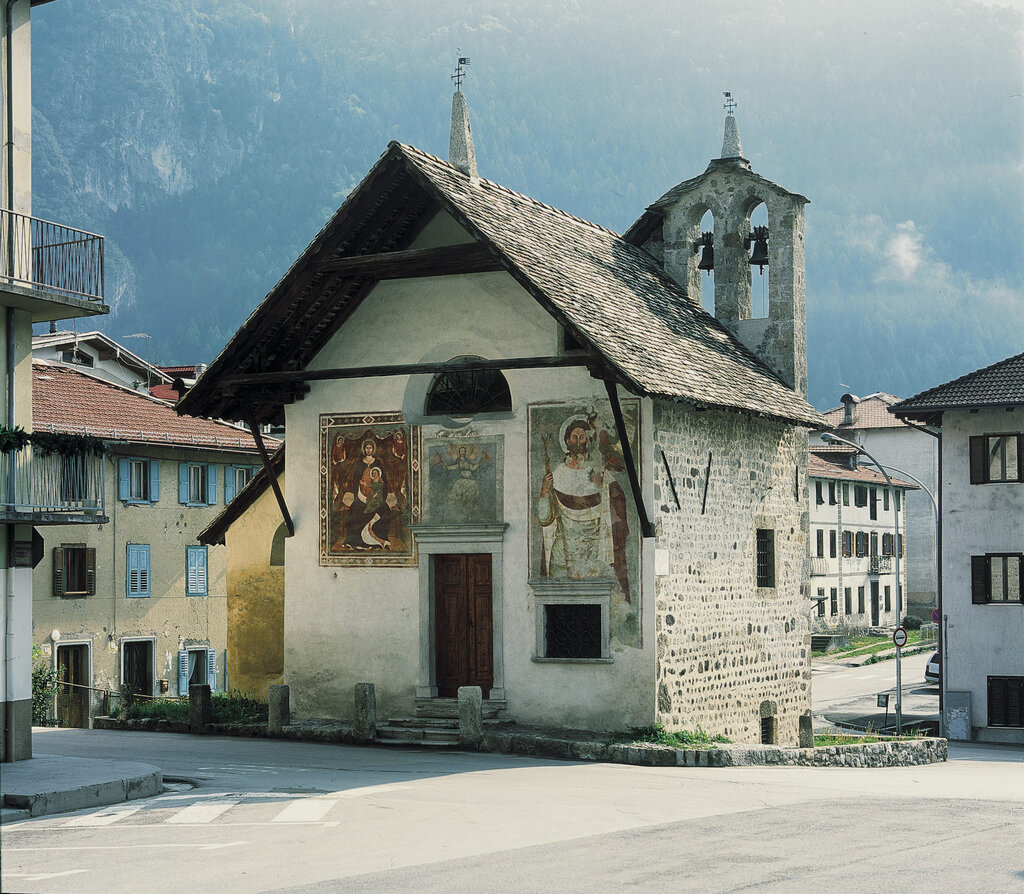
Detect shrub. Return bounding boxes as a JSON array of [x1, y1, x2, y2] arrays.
[[31, 646, 60, 725], [902, 615, 923, 630], [613, 723, 731, 748]]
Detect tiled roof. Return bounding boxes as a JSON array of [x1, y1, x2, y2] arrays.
[[148, 384, 181, 402], [808, 451, 917, 489], [821, 392, 904, 430], [397, 144, 822, 427], [32, 361, 276, 453], [892, 351, 1024, 417], [180, 141, 822, 429]]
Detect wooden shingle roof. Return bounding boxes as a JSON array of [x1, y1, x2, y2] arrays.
[[178, 142, 821, 428]]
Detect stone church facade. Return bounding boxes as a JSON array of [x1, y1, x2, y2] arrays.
[[181, 92, 822, 744]]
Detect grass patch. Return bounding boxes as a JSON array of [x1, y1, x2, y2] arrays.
[[815, 726, 924, 746], [611, 723, 731, 748], [112, 690, 268, 724], [812, 630, 930, 660]]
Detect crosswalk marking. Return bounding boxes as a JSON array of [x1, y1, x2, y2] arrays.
[[65, 805, 143, 827], [271, 799, 338, 823], [165, 798, 241, 824]]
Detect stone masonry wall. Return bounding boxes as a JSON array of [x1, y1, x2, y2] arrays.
[[653, 399, 812, 745]]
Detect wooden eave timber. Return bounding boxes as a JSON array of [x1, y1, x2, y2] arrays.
[[316, 243, 502, 279]]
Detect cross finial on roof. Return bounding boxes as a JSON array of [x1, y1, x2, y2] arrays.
[[451, 52, 470, 91], [723, 91, 737, 115]]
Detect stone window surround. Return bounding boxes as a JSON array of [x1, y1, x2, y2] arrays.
[[530, 578, 614, 664], [411, 523, 509, 701], [120, 635, 157, 695]]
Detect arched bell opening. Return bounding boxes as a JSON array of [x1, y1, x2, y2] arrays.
[[747, 201, 770, 319], [694, 208, 716, 315]]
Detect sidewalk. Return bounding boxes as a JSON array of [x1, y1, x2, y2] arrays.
[[0, 745, 162, 825]]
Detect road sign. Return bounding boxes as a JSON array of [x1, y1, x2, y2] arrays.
[[876, 693, 889, 708], [931, 608, 940, 624], [893, 626, 908, 648]]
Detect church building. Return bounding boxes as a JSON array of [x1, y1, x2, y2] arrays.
[[180, 83, 823, 744]]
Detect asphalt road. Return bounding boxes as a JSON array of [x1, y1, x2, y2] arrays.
[[2, 728, 1022, 894]]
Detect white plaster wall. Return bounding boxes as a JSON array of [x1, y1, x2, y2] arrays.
[[283, 214, 657, 730], [942, 408, 1024, 741], [808, 475, 907, 630]]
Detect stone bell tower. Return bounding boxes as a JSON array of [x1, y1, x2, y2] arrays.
[[629, 98, 809, 396]]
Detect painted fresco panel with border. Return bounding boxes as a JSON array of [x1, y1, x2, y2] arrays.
[[424, 434, 503, 524]]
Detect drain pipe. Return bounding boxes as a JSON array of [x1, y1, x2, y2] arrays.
[[3, 0, 15, 762]]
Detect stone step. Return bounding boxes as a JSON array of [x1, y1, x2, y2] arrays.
[[386, 716, 458, 730], [376, 724, 461, 745], [415, 698, 505, 720]]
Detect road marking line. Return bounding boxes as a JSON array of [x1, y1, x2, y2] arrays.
[[166, 799, 240, 824], [3, 842, 247, 852], [64, 805, 143, 827], [3, 870, 89, 881], [272, 799, 338, 823], [331, 783, 411, 799]]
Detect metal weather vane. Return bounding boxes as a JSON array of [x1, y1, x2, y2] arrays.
[[452, 52, 470, 90], [723, 91, 737, 115]]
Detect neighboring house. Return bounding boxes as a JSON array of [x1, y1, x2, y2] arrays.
[[30, 359, 276, 727], [32, 329, 173, 394], [198, 448, 286, 699], [807, 447, 913, 632], [178, 90, 823, 744], [893, 352, 1024, 744], [0, 0, 109, 761], [818, 392, 938, 619]]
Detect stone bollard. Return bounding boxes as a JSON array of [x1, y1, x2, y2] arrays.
[[458, 686, 483, 748], [268, 684, 290, 734], [189, 684, 211, 733], [798, 713, 814, 749], [354, 683, 376, 742]]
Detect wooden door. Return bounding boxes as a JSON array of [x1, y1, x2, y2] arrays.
[[56, 644, 89, 729], [870, 581, 880, 626], [434, 554, 493, 698]]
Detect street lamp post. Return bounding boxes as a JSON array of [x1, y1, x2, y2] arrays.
[[821, 431, 904, 733]]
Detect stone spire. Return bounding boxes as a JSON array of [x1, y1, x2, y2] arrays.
[[721, 112, 743, 159], [449, 90, 478, 180]]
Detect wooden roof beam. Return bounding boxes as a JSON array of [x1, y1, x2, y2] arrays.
[[316, 243, 503, 279]]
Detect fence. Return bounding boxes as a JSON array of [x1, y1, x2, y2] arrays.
[[0, 207, 104, 302]]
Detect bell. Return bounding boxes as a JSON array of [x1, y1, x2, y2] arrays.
[[695, 232, 714, 274], [747, 226, 769, 273]]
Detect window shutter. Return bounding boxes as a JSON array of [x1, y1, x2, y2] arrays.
[[971, 555, 989, 604], [139, 545, 150, 596], [149, 461, 160, 502], [53, 547, 65, 597], [118, 459, 130, 501], [206, 465, 218, 505], [85, 548, 96, 596], [969, 436, 986, 484], [178, 650, 189, 696], [178, 464, 189, 503], [207, 648, 218, 692], [225, 467, 237, 503], [1016, 555, 1024, 605], [186, 546, 208, 597]]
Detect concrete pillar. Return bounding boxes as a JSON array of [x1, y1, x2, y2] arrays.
[[798, 713, 814, 748], [458, 686, 483, 747], [354, 683, 376, 742], [268, 684, 290, 734], [189, 684, 211, 733]]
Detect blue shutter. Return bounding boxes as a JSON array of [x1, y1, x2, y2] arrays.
[[149, 461, 160, 502], [178, 464, 189, 503], [126, 544, 151, 597], [207, 648, 218, 692], [118, 459, 130, 501], [206, 465, 218, 505], [186, 546, 208, 597], [225, 466, 237, 503], [178, 650, 188, 696]]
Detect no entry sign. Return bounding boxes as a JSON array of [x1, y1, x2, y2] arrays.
[[893, 627, 908, 648]]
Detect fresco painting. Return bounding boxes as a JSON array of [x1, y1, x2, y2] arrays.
[[319, 413, 420, 566], [529, 400, 641, 647], [424, 435, 503, 524]]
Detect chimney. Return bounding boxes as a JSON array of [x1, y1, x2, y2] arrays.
[[449, 90, 478, 180]]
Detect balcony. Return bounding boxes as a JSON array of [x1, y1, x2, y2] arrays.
[[0, 442, 107, 524], [869, 555, 893, 575], [0, 208, 106, 315], [810, 557, 831, 577]]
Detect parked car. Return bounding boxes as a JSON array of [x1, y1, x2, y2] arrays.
[[925, 651, 941, 684]]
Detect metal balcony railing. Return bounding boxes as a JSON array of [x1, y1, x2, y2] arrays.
[[0, 207, 104, 302], [809, 557, 831, 576], [869, 555, 893, 575], [0, 446, 105, 515]]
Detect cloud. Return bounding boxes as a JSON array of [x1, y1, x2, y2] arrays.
[[844, 214, 954, 285]]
